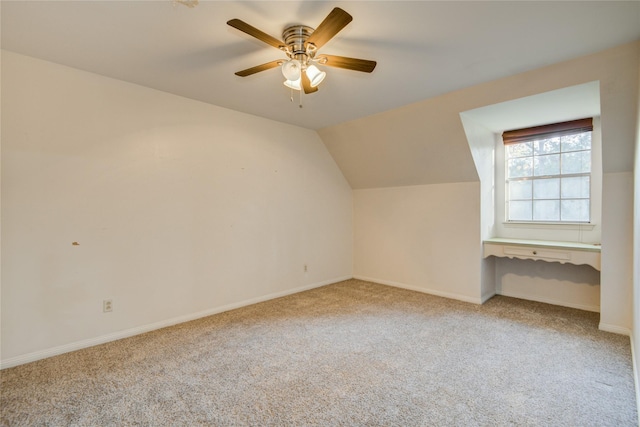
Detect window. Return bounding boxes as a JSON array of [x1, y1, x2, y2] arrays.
[[503, 118, 593, 223]]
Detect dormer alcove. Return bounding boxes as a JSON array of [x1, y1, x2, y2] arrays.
[[461, 81, 629, 333]]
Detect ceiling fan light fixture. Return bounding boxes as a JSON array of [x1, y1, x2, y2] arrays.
[[282, 59, 302, 81], [283, 78, 301, 91], [306, 64, 326, 87], [228, 8, 376, 101]]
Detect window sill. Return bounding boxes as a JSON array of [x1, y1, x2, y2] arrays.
[[502, 221, 596, 231]]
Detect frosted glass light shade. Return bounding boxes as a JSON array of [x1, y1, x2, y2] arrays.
[[283, 78, 301, 91], [306, 65, 326, 87], [281, 59, 301, 81]]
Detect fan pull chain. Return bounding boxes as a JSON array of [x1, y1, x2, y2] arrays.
[[288, 88, 302, 108]]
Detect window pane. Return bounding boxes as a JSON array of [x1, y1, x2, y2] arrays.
[[561, 176, 590, 199], [509, 201, 532, 221], [534, 154, 559, 176], [561, 199, 590, 222], [534, 137, 560, 155], [561, 132, 591, 152], [508, 157, 533, 178], [561, 151, 591, 174], [533, 200, 560, 221], [507, 142, 533, 158], [504, 127, 592, 224], [509, 180, 532, 200], [533, 178, 559, 200]]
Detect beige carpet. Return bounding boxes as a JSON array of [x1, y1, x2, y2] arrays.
[[1, 279, 637, 426]]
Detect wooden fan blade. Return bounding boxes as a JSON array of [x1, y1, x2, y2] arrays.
[[318, 55, 377, 73], [227, 19, 285, 50], [235, 60, 283, 77], [305, 8, 352, 49], [301, 72, 318, 94]]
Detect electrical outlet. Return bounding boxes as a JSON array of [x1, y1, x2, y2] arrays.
[[103, 299, 113, 313]]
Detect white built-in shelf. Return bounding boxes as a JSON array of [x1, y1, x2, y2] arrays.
[[483, 237, 601, 271]]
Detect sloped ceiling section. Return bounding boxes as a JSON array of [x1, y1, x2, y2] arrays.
[[318, 41, 640, 189], [317, 95, 480, 189]]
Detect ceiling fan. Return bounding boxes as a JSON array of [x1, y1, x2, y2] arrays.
[[227, 7, 376, 95]]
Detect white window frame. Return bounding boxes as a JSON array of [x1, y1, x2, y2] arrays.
[[505, 131, 592, 224], [494, 117, 601, 243]]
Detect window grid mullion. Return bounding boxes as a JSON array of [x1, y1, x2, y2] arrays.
[[559, 136, 563, 220]]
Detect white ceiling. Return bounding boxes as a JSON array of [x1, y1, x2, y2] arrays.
[[2, 1, 639, 130]]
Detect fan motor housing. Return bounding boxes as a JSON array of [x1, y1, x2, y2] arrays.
[[282, 25, 314, 56]]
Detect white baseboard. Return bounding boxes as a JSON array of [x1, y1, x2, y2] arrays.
[[598, 322, 632, 336], [0, 276, 350, 370], [353, 275, 484, 305], [497, 290, 600, 313]]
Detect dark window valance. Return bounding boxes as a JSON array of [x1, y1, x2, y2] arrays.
[[502, 118, 593, 145]]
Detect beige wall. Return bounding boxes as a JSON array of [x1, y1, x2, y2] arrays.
[[600, 172, 634, 331], [633, 48, 640, 418], [460, 116, 496, 300], [353, 182, 484, 303], [1, 51, 353, 367]]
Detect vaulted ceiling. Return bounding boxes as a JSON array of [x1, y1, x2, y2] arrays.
[[2, 1, 639, 131], [2, 1, 639, 189]]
